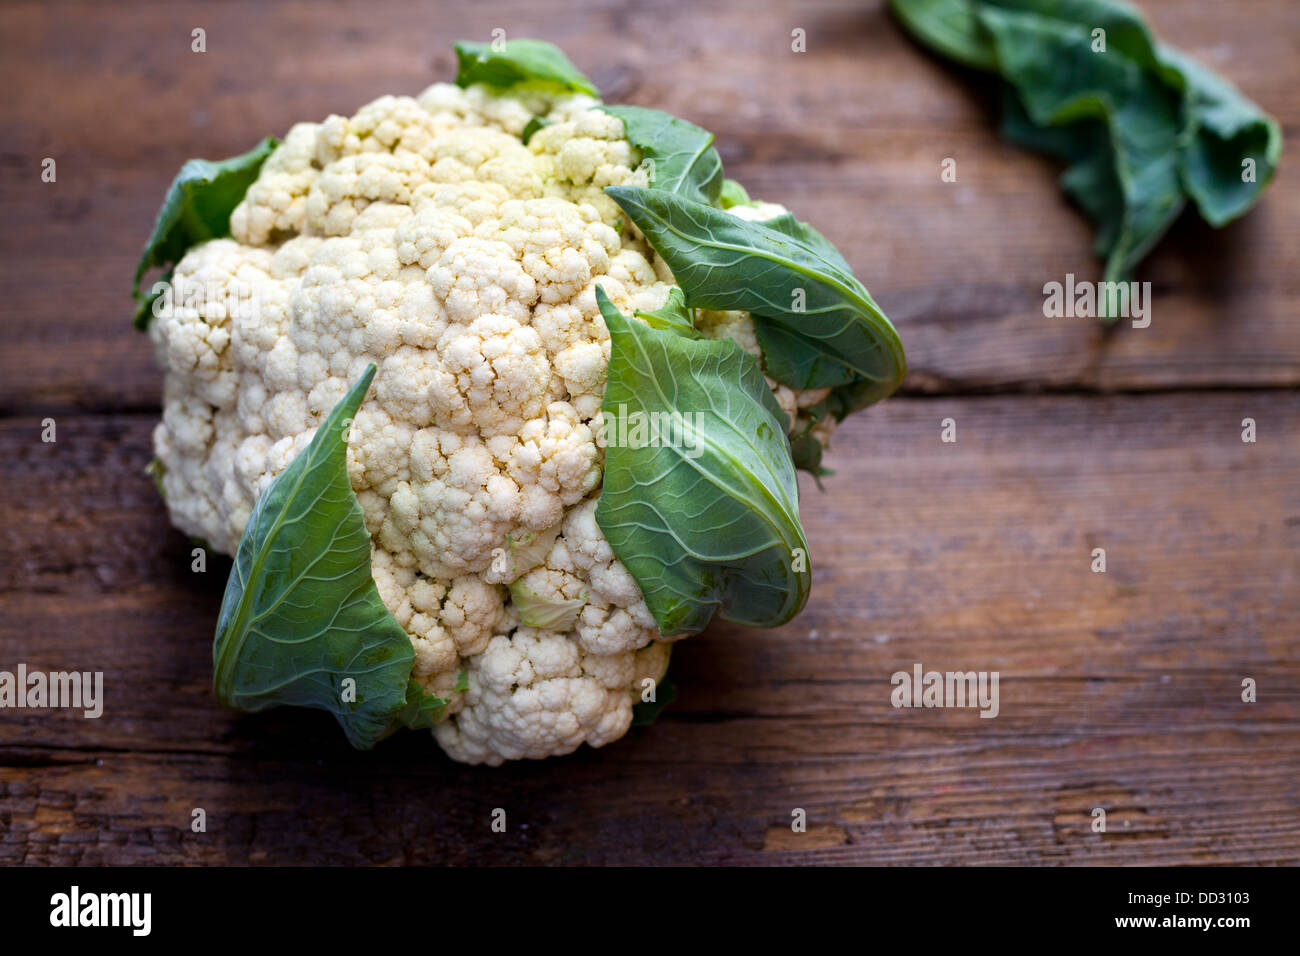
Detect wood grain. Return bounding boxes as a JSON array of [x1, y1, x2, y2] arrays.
[[3, 392, 1297, 864], [1, 0, 1297, 865], [1, 0, 1298, 414]]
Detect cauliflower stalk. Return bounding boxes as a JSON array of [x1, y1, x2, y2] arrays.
[[133, 39, 905, 764]]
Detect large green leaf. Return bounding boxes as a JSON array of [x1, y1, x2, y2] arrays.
[[212, 363, 446, 750], [132, 136, 278, 330], [998, 92, 1126, 259], [1158, 46, 1283, 227], [605, 185, 906, 413], [453, 38, 598, 96], [599, 105, 724, 206], [890, 0, 997, 69], [889, 0, 1281, 304], [975, 4, 1186, 288], [594, 288, 810, 637]]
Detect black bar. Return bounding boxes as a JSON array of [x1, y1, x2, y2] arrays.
[[0, 866, 1282, 943]]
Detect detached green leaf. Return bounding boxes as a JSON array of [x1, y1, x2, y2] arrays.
[[212, 363, 445, 750], [1159, 46, 1283, 227], [998, 91, 1126, 258], [453, 38, 598, 96], [975, 4, 1186, 287], [890, 0, 1281, 300], [595, 288, 810, 637], [889, 0, 997, 69], [600, 105, 724, 206], [605, 185, 905, 413], [132, 136, 278, 330]]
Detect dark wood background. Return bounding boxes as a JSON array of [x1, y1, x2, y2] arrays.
[[1, 0, 1296, 865]]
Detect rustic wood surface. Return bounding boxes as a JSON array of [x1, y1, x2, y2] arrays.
[[1, 0, 1297, 865]]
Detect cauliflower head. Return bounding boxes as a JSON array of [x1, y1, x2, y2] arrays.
[[145, 78, 836, 765]]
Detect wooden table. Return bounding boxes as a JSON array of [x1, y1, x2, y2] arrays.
[[2, 0, 1297, 865]]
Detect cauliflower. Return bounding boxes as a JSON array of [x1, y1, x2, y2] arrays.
[[134, 39, 903, 765]]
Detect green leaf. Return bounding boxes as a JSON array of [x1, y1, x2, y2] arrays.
[[790, 431, 830, 485], [599, 105, 724, 206], [786, 396, 837, 482], [888, 0, 998, 70], [974, 4, 1186, 290], [635, 287, 698, 336], [133, 268, 173, 331], [508, 579, 587, 631], [499, 524, 562, 581], [998, 91, 1126, 258], [453, 38, 598, 96], [891, 0, 1281, 302], [759, 212, 855, 274], [718, 178, 756, 209], [394, 677, 450, 732], [605, 185, 905, 413], [132, 137, 278, 330], [212, 363, 446, 750], [631, 676, 676, 726], [145, 457, 167, 500], [594, 288, 810, 636], [521, 115, 554, 144], [1158, 46, 1282, 227]]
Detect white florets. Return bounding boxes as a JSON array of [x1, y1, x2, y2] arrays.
[[149, 81, 819, 764]]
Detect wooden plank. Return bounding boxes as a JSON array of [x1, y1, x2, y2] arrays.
[[1, 0, 1297, 415], [3, 391, 1297, 864]]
